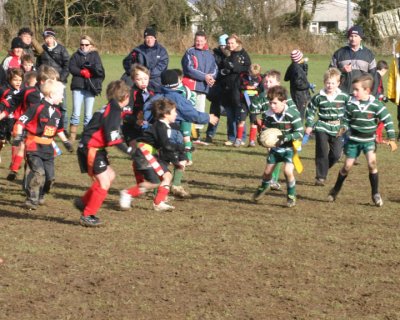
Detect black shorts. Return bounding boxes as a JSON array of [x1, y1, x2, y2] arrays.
[[77, 147, 109, 175], [133, 149, 169, 184]]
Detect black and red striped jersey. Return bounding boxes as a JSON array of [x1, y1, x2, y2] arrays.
[[80, 98, 124, 148], [0, 84, 21, 114], [17, 100, 64, 153]]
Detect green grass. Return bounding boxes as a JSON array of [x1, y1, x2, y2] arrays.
[[1, 53, 400, 319]]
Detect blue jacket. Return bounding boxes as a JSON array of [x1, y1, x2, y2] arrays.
[[181, 46, 217, 94], [122, 42, 169, 92], [143, 87, 210, 125]]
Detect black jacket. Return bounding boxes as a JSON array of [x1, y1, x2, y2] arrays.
[[284, 62, 311, 115], [219, 47, 251, 107], [36, 43, 70, 83], [69, 49, 105, 96]]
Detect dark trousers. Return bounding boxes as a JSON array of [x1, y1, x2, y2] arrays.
[[25, 153, 55, 203], [315, 131, 343, 180]]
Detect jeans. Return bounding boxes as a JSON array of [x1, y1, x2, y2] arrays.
[[70, 89, 95, 126], [60, 88, 68, 130]]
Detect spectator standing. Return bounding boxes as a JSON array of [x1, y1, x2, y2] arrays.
[[68, 35, 105, 142], [36, 28, 70, 132], [284, 49, 312, 121], [122, 27, 169, 92], [17, 27, 43, 58], [219, 34, 251, 145], [329, 25, 378, 95], [205, 33, 229, 143], [181, 31, 217, 145]]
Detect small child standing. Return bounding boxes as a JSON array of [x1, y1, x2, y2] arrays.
[[328, 74, 397, 207], [305, 68, 349, 186], [252, 86, 304, 207], [76, 80, 133, 227], [375, 60, 389, 143], [13, 79, 73, 209], [119, 98, 187, 212], [284, 50, 312, 121], [234, 63, 263, 147], [21, 54, 35, 73]]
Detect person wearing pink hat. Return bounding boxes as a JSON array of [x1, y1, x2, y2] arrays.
[[284, 49, 312, 121]]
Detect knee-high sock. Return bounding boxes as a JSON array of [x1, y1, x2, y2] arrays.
[[82, 180, 99, 205], [287, 179, 296, 197], [83, 184, 108, 216], [333, 171, 348, 193], [132, 162, 144, 184], [369, 172, 379, 195], [10, 154, 24, 172], [154, 185, 169, 205], [184, 141, 193, 162], [272, 163, 282, 182], [172, 167, 184, 186], [127, 185, 144, 197], [249, 125, 257, 142]]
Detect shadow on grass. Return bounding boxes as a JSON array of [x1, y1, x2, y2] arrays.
[[187, 170, 260, 180], [0, 208, 79, 226]]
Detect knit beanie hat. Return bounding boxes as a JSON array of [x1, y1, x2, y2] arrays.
[[291, 49, 303, 63], [144, 27, 157, 38], [161, 70, 179, 88], [11, 37, 24, 49], [347, 25, 364, 39], [43, 28, 56, 38], [218, 34, 229, 46]]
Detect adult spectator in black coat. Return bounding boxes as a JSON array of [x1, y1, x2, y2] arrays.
[[68, 35, 105, 141], [36, 28, 70, 131]]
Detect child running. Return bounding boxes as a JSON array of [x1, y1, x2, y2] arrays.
[[328, 74, 397, 207], [119, 98, 187, 212], [13, 79, 73, 209], [252, 86, 304, 207], [305, 68, 349, 186], [76, 80, 133, 227]]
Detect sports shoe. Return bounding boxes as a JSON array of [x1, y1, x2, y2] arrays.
[[80, 215, 102, 227], [248, 141, 256, 147], [205, 136, 213, 143], [74, 197, 85, 212], [253, 185, 269, 202], [327, 188, 338, 202], [315, 178, 325, 186], [171, 185, 191, 198], [224, 140, 234, 146], [287, 195, 296, 207], [234, 138, 242, 147], [25, 199, 38, 210], [153, 201, 175, 212], [372, 193, 383, 207], [270, 180, 281, 191], [6, 171, 17, 181], [119, 189, 132, 210]]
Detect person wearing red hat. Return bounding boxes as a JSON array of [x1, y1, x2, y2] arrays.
[[329, 25, 378, 95]]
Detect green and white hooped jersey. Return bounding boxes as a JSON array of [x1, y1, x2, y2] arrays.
[[342, 95, 396, 143], [262, 105, 304, 145], [305, 89, 349, 136], [251, 93, 297, 114]]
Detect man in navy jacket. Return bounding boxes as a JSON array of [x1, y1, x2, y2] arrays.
[[122, 28, 169, 92]]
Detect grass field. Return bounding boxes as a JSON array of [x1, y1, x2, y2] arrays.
[[1, 54, 400, 319]]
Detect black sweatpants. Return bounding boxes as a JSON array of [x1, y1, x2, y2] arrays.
[[315, 131, 343, 180]]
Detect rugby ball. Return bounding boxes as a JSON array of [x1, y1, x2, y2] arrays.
[[259, 128, 283, 148]]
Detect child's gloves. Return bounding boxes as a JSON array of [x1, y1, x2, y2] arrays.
[[308, 83, 316, 93], [63, 140, 74, 153], [80, 68, 92, 79], [12, 134, 23, 147], [387, 139, 398, 152]]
